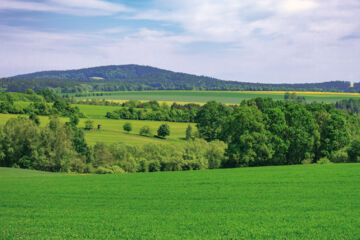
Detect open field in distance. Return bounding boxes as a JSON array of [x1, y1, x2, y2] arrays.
[[1, 164, 359, 239], [72, 91, 360, 104]]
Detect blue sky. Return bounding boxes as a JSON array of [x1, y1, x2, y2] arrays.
[[0, 0, 359, 83]]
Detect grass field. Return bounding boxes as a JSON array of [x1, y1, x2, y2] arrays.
[[74, 90, 360, 104], [0, 113, 194, 146], [74, 104, 126, 119], [1, 164, 359, 239]]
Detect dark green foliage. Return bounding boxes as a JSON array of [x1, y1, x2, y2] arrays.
[[196, 101, 231, 141], [196, 98, 357, 167], [284, 92, 306, 103], [0, 92, 85, 117], [0, 117, 81, 172], [334, 98, 360, 113], [84, 120, 94, 130], [157, 124, 170, 138], [29, 113, 40, 126], [123, 122, 132, 132], [223, 106, 273, 167], [1, 65, 358, 93], [105, 100, 200, 123], [347, 139, 360, 162], [72, 127, 91, 162], [69, 114, 79, 126], [185, 125, 193, 140]]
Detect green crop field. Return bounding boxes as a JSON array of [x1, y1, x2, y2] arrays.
[[1, 164, 359, 239], [0, 113, 194, 146], [73, 90, 360, 104], [74, 104, 123, 119]]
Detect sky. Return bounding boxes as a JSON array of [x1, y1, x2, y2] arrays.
[[0, 0, 359, 83]]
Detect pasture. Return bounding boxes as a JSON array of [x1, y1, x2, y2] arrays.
[[1, 164, 359, 239], [0, 113, 194, 146], [73, 90, 360, 104]]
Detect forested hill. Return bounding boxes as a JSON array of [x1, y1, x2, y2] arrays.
[[1, 64, 358, 93]]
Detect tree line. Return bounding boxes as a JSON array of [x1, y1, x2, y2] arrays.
[[196, 98, 360, 166], [105, 100, 201, 122]]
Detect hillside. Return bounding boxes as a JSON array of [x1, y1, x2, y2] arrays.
[[1, 64, 358, 93]]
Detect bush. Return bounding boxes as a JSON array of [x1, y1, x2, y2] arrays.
[[148, 161, 161, 172], [123, 122, 132, 133], [95, 166, 113, 174], [157, 124, 170, 138], [301, 159, 313, 165], [84, 164, 96, 173], [110, 165, 125, 174], [317, 157, 332, 164], [139, 126, 152, 136], [84, 120, 94, 130], [330, 149, 348, 163]]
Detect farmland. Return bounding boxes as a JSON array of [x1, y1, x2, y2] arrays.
[[73, 90, 360, 104], [0, 113, 194, 146], [1, 164, 359, 239]]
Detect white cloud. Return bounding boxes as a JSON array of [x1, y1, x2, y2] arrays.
[[0, 0, 359, 83], [279, 0, 318, 13], [0, 0, 131, 16]]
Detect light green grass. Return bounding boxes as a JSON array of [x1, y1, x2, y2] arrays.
[[74, 104, 123, 119], [0, 114, 193, 146], [0, 164, 359, 239], [74, 91, 360, 104]]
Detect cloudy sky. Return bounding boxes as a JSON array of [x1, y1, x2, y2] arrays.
[[0, 0, 359, 83]]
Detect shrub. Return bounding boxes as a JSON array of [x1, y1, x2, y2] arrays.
[[148, 160, 161, 172], [84, 164, 96, 173], [123, 122, 132, 133], [139, 126, 152, 136], [301, 159, 313, 165], [207, 140, 227, 169], [95, 166, 113, 174], [84, 120, 94, 130], [157, 124, 170, 138], [317, 157, 332, 164], [110, 165, 125, 174], [330, 149, 348, 163]]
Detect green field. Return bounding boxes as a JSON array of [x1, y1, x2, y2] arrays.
[[1, 164, 359, 239], [74, 104, 121, 119], [0, 113, 194, 146], [74, 91, 360, 104]]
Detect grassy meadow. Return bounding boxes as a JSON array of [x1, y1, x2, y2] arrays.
[[0, 113, 194, 146], [73, 90, 360, 104], [1, 164, 359, 239]]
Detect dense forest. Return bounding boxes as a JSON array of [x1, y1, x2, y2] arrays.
[[1, 65, 358, 93]]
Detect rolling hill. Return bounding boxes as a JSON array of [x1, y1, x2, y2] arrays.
[[1, 64, 358, 93]]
